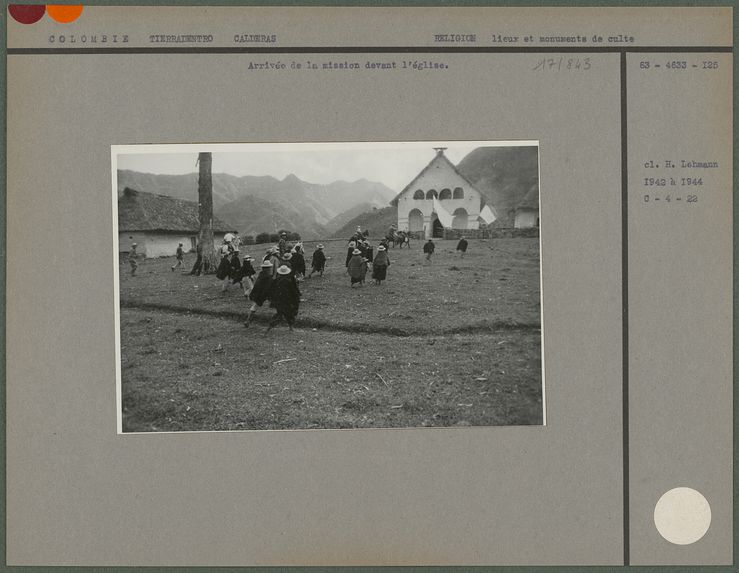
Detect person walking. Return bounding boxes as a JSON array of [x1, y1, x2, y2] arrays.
[[216, 243, 235, 292], [128, 243, 138, 276], [281, 251, 293, 270], [423, 238, 435, 261], [372, 245, 390, 285], [268, 247, 281, 278], [244, 260, 275, 327], [227, 248, 244, 292], [456, 236, 468, 258], [364, 241, 374, 264], [347, 248, 364, 287], [307, 244, 326, 278], [268, 265, 301, 331], [238, 254, 257, 296], [171, 242, 185, 271], [345, 241, 356, 267], [291, 245, 306, 280]]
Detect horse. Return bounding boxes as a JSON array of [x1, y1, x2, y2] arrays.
[[385, 230, 410, 248]]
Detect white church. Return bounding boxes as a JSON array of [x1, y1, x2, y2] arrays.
[[390, 148, 497, 239]]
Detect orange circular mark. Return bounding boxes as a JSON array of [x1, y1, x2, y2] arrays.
[[46, 4, 83, 23]]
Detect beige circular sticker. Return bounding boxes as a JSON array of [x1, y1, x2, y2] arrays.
[[654, 487, 711, 545]]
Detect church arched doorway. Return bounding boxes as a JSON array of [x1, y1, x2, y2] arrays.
[[452, 208, 468, 230], [408, 209, 424, 233], [432, 217, 444, 238]]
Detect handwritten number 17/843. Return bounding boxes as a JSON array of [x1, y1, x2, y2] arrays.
[[533, 57, 591, 71]]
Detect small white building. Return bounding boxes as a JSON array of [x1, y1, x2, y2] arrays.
[[390, 148, 496, 239], [118, 187, 234, 258], [514, 184, 540, 229]]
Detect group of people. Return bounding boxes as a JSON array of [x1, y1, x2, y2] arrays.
[[213, 232, 329, 331], [220, 232, 332, 331], [127, 227, 472, 331], [344, 227, 392, 287]]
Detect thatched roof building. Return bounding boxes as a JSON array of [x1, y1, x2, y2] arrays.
[[514, 184, 539, 229], [118, 187, 234, 258], [118, 187, 232, 233]]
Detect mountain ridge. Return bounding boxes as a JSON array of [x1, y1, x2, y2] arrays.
[[117, 169, 397, 240]]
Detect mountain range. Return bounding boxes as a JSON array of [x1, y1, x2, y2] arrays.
[[117, 146, 539, 239], [456, 146, 539, 226], [117, 170, 396, 239], [330, 146, 540, 235]]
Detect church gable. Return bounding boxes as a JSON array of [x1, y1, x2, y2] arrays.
[[394, 148, 486, 238], [391, 149, 480, 206]]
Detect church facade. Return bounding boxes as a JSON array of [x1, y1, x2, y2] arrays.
[[390, 148, 495, 239]]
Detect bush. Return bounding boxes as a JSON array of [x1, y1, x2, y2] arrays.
[[255, 230, 301, 244]]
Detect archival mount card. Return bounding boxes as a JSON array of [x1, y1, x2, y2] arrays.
[[5, 5, 733, 567]]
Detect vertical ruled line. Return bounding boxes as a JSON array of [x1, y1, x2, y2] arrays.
[[621, 50, 630, 566]]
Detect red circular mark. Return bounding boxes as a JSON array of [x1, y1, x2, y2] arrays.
[[8, 4, 46, 24]]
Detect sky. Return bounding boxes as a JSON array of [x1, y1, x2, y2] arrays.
[[114, 141, 532, 191]]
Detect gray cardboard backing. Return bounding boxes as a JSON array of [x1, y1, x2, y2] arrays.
[[4, 6, 733, 567]]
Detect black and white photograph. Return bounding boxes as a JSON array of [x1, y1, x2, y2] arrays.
[[114, 141, 542, 432]]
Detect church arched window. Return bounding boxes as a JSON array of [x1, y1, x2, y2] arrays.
[[413, 189, 424, 200], [439, 188, 451, 200], [453, 187, 464, 199], [426, 189, 438, 200]]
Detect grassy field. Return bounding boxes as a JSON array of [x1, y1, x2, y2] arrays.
[[119, 237, 542, 431]]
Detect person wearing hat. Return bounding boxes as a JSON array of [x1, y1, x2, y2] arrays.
[[456, 235, 469, 258], [345, 241, 356, 267], [244, 260, 275, 327], [216, 243, 234, 289], [281, 251, 293, 269], [267, 265, 300, 331], [363, 240, 374, 264], [372, 244, 391, 285], [171, 242, 185, 272], [237, 254, 257, 296], [128, 242, 138, 276], [423, 238, 436, 261], [290, 244, 306, 280], [278, 232, 288, 255], [268, 247, 281, 278], [347, 248, 364, 287], [307, 244, 326, 278]]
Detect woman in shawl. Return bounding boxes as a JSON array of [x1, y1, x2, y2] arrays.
[[456, 236, 469, 258], [345, 241, 356, 267], [268, 247, 281, 278], [216, 243, 235, 292], [307, 244, 326, 278], [347, 248, 364, 287], [268, 265, 301, 331], [291, 244, 306, 280], [363, 241, 374, 263], [372, 245, 390, 285], [244, 260, 275, 327], [236, 254, 257, 296]]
